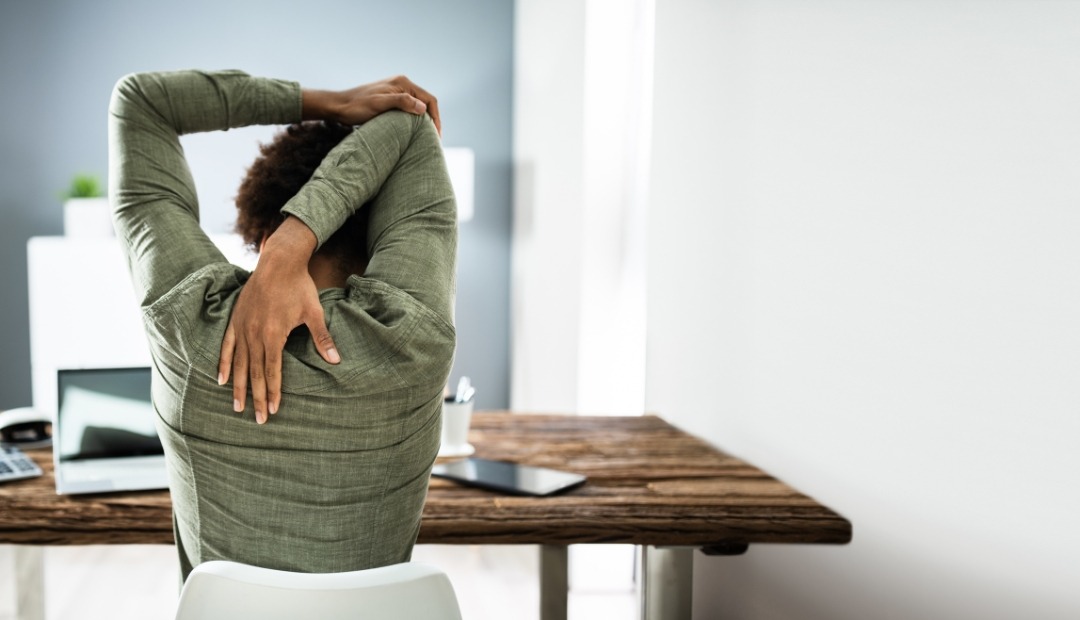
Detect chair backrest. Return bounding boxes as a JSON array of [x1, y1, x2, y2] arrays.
[[175, 561, 463, 620]]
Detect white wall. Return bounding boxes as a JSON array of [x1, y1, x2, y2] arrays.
[[512, 0, 587, 413], [513, 0, 652, 415], [646, 1, 1080, 618], [512, 0, 655, 602]]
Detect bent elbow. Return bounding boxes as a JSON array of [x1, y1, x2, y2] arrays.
[[109, 73, 142, 116]]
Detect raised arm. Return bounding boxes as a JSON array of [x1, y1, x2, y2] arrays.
[[109, 70, 301, 307]]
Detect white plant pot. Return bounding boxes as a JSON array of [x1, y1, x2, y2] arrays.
[[63, 197, 114, 238]]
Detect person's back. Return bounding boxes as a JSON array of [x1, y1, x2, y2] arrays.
[[108, 70, 455, 580]]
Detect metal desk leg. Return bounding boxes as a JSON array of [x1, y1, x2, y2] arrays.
[[539, 544, 568, 620], [640, 546, 693, 620], [15, 545, 45, 620]]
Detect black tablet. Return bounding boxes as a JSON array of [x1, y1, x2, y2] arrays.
[[432, 458, 586, 496]]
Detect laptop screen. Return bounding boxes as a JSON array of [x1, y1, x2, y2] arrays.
[[56, 367, 162, 462]]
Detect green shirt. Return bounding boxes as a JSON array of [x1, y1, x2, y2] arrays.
[[108, 70, 456, 580]]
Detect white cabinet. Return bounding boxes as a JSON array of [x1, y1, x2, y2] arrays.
[[27, 234, 256, 416]]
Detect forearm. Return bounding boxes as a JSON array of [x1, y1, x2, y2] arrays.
[[111, 70, 300, 136], [280, 110, 424, 250], [259, 216, 319, 273], [301, 89, 343, 122]]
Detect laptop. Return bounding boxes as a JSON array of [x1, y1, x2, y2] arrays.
[[53, 367, 168, 495]]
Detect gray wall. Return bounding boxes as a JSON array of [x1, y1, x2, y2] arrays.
[[0, 0, 512, 410]]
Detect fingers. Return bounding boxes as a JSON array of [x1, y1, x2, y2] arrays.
[[390, 76, 440, 136], [248, 345, 268, 425], [379, 92, 426, 116], [412, 84, 441, 136], [306, 308, 341, 365], [337, 76, 441, 134], [232, 338, 249, 416], [222, 321, 264, 423], [237, 326, 327, 424], [230, 332, 270, 424], [226, 334, 280, 425], [265, 346, 282, 418], [218, 323, 236, 386]]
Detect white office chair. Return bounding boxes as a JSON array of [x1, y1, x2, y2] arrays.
[[175, 560, 463, 620]]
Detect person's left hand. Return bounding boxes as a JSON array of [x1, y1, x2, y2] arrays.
[[217, 217, 340, 423], [302, 75, 441, 135]]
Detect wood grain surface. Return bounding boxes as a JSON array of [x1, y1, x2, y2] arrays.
[[0, 413, 851, 549]]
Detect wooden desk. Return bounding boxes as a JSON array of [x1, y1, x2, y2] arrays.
[[0, 413, 851, 619]]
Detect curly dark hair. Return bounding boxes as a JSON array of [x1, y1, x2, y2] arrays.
[[235, 121, 370, 269]]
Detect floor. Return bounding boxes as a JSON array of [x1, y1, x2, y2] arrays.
[[0, 544, 638, 619]]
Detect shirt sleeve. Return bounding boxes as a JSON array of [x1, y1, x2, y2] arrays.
[[108, 70, 302, 308], [281, 111, 457, 326]]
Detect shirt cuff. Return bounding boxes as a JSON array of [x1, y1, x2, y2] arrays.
[[280, 179, 353, 250]]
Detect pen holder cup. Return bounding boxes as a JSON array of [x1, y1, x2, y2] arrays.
[[439, 399, 475, 458]]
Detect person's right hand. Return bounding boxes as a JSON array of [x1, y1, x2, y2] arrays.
[[302, 75, 441, 135], [217, 217, 340, 424]]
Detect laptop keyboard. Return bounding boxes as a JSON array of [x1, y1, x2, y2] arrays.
[[61, 457, 164, 483], [0, 445, 44, 483]]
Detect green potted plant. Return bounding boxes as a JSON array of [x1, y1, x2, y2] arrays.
[[62, 173, 112, 237]]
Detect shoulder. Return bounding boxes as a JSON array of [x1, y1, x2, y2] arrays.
[[143, 262, 248, 366], [277, 278, 455, 396]]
